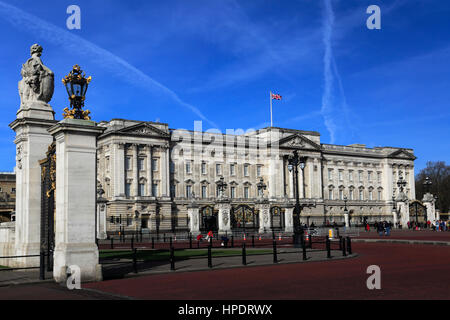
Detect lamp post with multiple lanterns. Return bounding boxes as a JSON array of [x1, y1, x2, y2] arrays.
[[287, 151, 307, 242]]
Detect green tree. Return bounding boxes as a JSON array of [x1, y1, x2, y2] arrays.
[[415, 161, 450, 214]]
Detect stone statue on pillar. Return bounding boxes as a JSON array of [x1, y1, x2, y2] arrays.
[[18, 44, 54, 111]]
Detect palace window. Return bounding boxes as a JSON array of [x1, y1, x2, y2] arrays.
[[152, 159, 158, 172], [257, 165, 262, 177], [230, 186, 236, 199], [377, 172, 382, 183], [359, 171, 363, 182], [138, 182, 145, 196], [328, 169, 333, 180], [378, 190, 382, 201], [152, 184, 158, 197], [368, 171, 372, 182], [369, 190, 373, 201], [359, 189, 364, 201], [349, 171, 353, 181], [339, 189, 344, 200], [328, 189, 333, 200], [349, 189, 354, 200], [339, 170, 343, 181], [186, 161, 192, 174], [201, 162, 207, 175], [230, 164, 236, 176], [125, 183, 131, 197], [244, 164, 249, 177], [244, 187, 249, 199], [138, 158, 144, 171], [186, 185, 192, 198], [216, 163, 222, 175], [202, 185, 207, 199]]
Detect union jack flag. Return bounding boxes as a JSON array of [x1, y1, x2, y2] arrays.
[[271, 93, 282, 100]]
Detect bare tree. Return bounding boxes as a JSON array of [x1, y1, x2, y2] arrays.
[[415, 161, 450, 214]]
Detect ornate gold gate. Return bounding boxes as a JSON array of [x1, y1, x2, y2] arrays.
[[39, 142, 56, 271]]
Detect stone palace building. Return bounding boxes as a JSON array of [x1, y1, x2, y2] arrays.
[[95, 118, 416, 236]]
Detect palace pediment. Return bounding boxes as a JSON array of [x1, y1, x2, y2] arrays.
[[278, 134, 321, 150], [388, 149, 416, 160], [117, 123, 169, 138]]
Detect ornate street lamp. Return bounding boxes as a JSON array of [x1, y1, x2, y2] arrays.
[[288, 151, 307, 242], [62, 65, 92, 120], [256, 178, 267, 198], [216, 176, 228, 198], [423, 176, 432, 193]]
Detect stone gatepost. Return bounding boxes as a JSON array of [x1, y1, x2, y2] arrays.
[[256, 200, 270, 233], [422, 193, 436, 223], [48, 119, 105, 283], [344, 212, 350, 228], [187, 202, 200, 236], [397, 201, 409, 228], [283, 204, 294, 233], [392, 209, 398, 228], [7, 44, 57, 267], [217, 198, 231, 235]]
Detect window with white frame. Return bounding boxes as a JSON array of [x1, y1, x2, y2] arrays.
[[368, 171, 372, 182], [257, 165, 262, 177], [244, 186, 249, 199], [359, 171, 363, 182], [377, 172, 382, 183], [244, 164, 249, 177], [369, 189, 373, 200], [328, 189, 333, 200], [216, 163, 222, 175], [202, 185, 207, 198], [230, 164, 236, 176], [201, 162, 207, 175], [349, 189, 354, 200], [328, 169, 333, 180], [339, 170, 343, 181], [349, 170, 353, 181], [186, 161, 192, 174], [230, 186, 236, 199], [339, 189, 343, 200], [378, 189, 382, 200], [359, 189, 364, 200], [138, 182, 145, 196]]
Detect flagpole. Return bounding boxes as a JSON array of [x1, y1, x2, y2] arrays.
[[270, 91, 273, 127]]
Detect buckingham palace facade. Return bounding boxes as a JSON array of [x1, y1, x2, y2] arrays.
[[95, 118, 416, 236]]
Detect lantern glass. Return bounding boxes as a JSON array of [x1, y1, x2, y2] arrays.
[[288, 164, 293, 172], [73, 84, 82, 97]]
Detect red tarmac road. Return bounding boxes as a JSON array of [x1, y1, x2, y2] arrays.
[[84, 241, 450, 300]]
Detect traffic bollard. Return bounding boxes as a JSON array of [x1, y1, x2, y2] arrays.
[[242, 243, 247, 265], [273, 241, 278, 263], [170, 247, 175, 271], [347, 237, 352, 255], [208, 245, 212, 268], [326, 236, 331, 259]]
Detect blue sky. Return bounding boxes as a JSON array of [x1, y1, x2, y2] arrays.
[[0, 0, 449, 173]]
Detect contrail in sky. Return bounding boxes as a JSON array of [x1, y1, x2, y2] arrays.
[[0, 1, 219, 128], [321, 0, 337, 144]]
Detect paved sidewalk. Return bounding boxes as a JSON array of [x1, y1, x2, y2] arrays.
[[0, 269, 53, 288]]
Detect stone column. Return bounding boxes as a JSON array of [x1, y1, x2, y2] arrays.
[[112, 143, 125, 198], [268, 159, 276, 199], [160, 146, 170, 198], [147, 145, 153, 196], [284, 205, 294, 233], [256, 201, 271, 233], [217, 199, 231, 234], [97, 197, 108, 240], [299, 167, 304, 199], [288, 170, 294, 199], [133, 144, 139, 197], [187, 203, 200, 236], [9, 116, 56, 267], [49, 119, 105, 283]]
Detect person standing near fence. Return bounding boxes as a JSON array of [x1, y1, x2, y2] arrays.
[[377, 222, 384, 237]]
